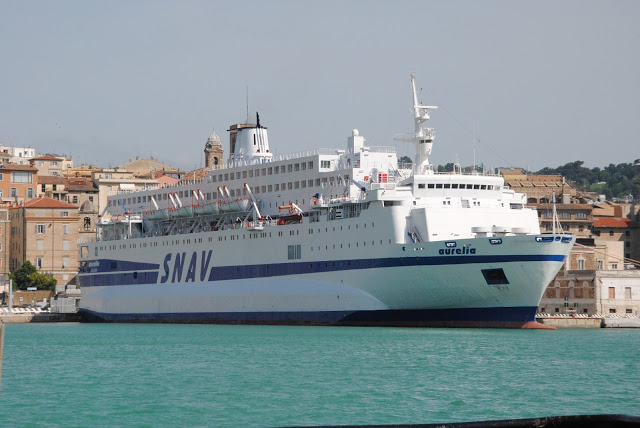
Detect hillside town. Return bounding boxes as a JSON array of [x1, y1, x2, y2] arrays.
[[0, 133, 639, 324]]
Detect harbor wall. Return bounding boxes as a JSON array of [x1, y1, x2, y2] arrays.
[[537, 317, 602, 328]]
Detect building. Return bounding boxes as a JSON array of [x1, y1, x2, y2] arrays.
[[500, 170, 578, 204], [537, 239, 629, 316], [0, 144, 36, 165], [153, 170, 180, 187], [118, 157, 183, 179], [0, 152, 12, 166], [37, 175, 67, 200], [0, 164, 38, 205], [532, 203, 594, 238], [204, 129, 224, 169], [9, 197, 80, 285], [592, 216, 640, 265], [64, 177, 99, 234], [91, 168, 158, 214], [0, 209, 10, 283], [29, 155, 73, 176], [64, 164, 101, 178]]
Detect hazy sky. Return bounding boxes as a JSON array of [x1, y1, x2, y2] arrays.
[[1, 1, 638, 172]]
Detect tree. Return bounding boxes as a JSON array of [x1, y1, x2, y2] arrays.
[[28, 272, 57, 291], [9, 261, 57, 290], [10, 261, 37, 290]]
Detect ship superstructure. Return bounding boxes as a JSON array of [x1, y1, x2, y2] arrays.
[[78, 76, 574, 327]]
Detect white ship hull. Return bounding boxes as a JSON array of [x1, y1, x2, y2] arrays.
[[79, 225, 573, 327]]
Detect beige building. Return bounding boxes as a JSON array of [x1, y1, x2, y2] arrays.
[[65, 178, 99, 235], [37, 175, 68, 200], [9, 197, 80, 285], [204, 129, 224, 169], [29, 155, 73, 176], [0, 209, 10, 283], [533, 203, 593, 237], [592, 216, 640, 265], [91, 169, 158, 215], [118, 157, 183, 179], [537, 240, 628, 316], [500, 170, 578, 204]]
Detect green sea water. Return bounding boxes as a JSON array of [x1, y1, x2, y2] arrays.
[[0, 323, 638, 427]]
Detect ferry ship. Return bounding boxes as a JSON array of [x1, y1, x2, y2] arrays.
[[77, 76, 574, 328]]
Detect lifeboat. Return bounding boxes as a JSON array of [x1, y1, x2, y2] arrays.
[[145, 209, 171, 221], [193, 203, 220, 216], [219, 198, 251, 213]]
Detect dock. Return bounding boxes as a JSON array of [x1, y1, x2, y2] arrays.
[[0, 308, 80, 323]]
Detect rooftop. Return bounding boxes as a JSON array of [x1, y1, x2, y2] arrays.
[[593, 217, 640, 228], [15, 197, 78, 209]]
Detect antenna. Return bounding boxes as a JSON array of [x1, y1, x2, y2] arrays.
[[473, 121, 476, 175], [246, 86, 249, 124]]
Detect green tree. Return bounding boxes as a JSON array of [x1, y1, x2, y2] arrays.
[[10, 261, 37, 290], [28, 272, 57, 291]]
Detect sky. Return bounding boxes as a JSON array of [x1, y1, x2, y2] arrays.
[[1, 1, 638, 173]]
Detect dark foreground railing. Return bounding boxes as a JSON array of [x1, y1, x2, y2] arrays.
[[284, 414, 640, 428]]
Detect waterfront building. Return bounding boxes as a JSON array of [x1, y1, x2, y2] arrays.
[[536, 239, 640, 316], [29, 154, 74, 176], [9, 197, 80, 285], [0, 163, 38, 205], [0, 209, 10, 283], [592, 216, 640, 266]]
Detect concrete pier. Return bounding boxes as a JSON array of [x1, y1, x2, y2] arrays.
[[536, 317, 603, 328], [0, 312, 80, 323]]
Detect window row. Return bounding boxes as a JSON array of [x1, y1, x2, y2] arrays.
[[419, 183, 498, 190], [211, 161, 315, 183]]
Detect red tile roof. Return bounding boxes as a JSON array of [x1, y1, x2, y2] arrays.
[[593, 217, 640, 228], [38, 175, 67, 184], [18, 197, 78, 209], [30, 155, 64, 161], [0, 164, 38, 171]]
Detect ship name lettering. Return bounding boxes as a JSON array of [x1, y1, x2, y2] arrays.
[[159, 250, 214, 284], [438, 248, 476, 255]]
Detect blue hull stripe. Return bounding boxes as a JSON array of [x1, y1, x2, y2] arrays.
[[80, 306, 538, 328], [79, 254, 565, 287]]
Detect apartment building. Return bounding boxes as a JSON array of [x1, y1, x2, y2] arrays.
[[9, 197, 80, 285], [0, 164, 38, 204], [37, 175, 67, 200], [0, 144, 36, 165], [29, 154, 73, 176], [592, 216, 640, 265]]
